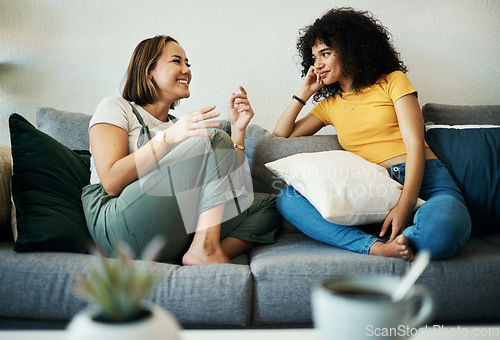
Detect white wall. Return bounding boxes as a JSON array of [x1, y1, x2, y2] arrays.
[[1, 0, 499, 145]]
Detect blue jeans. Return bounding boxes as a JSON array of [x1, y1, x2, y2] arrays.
[[276, 159, 471, 260]]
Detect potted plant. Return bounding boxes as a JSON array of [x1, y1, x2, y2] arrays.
[[66, 237, 180, 340]]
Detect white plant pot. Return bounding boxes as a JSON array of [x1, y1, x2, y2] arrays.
[[66, 304, 180, 340]]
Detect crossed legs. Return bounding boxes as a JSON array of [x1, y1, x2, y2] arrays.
[[182, 203, 254, 266]]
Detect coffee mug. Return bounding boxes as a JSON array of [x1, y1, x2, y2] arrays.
[[312, 275, 434, 340]]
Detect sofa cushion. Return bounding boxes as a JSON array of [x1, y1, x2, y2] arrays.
[[9, 113, 93, 253], [37, 107, 92, 151], [249, 233, 500, 325], [0, 249, 253, 326], [249, 233, 409, 325], [265, 150, 424, 225], [416, 235, 500, 322], [425, 125, 500, 234]]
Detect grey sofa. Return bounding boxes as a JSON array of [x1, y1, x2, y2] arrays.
[[0, 103, 499, 329]]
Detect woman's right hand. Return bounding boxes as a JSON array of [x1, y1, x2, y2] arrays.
[[164, 105, 220, 146], [299, 66, 325, 98], [272, 66, 326, 138]]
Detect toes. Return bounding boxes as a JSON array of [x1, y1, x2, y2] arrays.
[[404, 249, 415, 261], [396, 234, 409, 245], [395, 235, 415, 260], [404, 252, 415, 261]]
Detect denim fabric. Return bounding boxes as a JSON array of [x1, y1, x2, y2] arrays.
[[276, 186, 380, 255], [388, 159, 471, 259], [277, 159, 472, 260]]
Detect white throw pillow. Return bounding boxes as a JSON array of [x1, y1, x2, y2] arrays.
[[265, 150, 424, 225]]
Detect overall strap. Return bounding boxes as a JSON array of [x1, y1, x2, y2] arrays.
[[128, 102, 152, 142], [127, 102, 163, 173]]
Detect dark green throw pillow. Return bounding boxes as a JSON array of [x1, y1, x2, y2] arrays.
[[9, 113, 93, 253]]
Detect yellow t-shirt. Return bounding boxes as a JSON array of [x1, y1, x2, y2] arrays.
[[310, 71, 423, 164]]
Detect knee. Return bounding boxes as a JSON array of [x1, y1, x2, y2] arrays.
[[207, 129, 239, 173], [413, 196, 472, 260], [209, 129, 233, 150], [253, 192, 278, 210], [276, 186, 300, 215]]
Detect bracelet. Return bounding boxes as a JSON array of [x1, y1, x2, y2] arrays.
[[292, 95, 306, 106], [155, 130, 173, 149], [158, 139, 171, 148], [233, 143, 245, 151]]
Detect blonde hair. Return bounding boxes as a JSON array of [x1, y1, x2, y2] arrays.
[[122, 35, 180, 109]]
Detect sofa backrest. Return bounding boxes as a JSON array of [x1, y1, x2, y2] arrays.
[[36, 104, 500, 195], [243, 125, 342, 194], [37, 107, 92, 151], [422, 103, 500, 126], [35, 107, 343, 195]]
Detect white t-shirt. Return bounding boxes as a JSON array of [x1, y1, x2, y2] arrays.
[[89, 96, 174, 184]]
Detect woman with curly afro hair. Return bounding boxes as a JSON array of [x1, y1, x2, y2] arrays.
[[273, 7, 471, 261]]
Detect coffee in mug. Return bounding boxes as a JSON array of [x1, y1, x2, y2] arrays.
[[312, 275, 434, 340]]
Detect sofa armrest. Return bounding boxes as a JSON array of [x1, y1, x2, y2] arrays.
[[0, 145, 13, 241]]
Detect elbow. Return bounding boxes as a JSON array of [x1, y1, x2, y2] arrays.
[[272, 129, 290, 138], [101, 180, 123, 197]]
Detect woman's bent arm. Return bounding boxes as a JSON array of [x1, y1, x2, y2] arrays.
[[273, 92, 325, 138], [91, 105, 221, 196], [89, 123, 172, 196], [273, 66, 326, 137], [380, 94, 426, 241], [272, 92, 309, 137]]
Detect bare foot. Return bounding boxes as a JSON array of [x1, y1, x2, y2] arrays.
[[182, 245, 231, 266], [369, 235, 415, 260]]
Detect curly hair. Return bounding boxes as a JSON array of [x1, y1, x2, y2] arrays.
[[297, 7, 407, 102]]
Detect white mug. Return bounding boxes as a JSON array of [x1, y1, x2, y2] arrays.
[[312, 275, 434, 340]]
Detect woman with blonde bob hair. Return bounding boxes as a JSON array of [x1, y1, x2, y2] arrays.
[[82, 35, 281, 265]]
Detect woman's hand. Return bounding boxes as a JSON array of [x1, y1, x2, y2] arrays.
[[299, 66, 325, 98], [379, 202, 414, 242], [164, 105, 220, 146], [228, 86, 254, 134]]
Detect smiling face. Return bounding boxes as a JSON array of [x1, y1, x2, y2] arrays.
[[311, 40, 351, 91], [149, 41, 192, 104]]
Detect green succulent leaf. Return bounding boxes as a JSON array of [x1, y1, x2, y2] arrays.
[[74, 236, 165, 322]]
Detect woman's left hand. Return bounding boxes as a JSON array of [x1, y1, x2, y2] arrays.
[[229, 86, 254, 133]]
